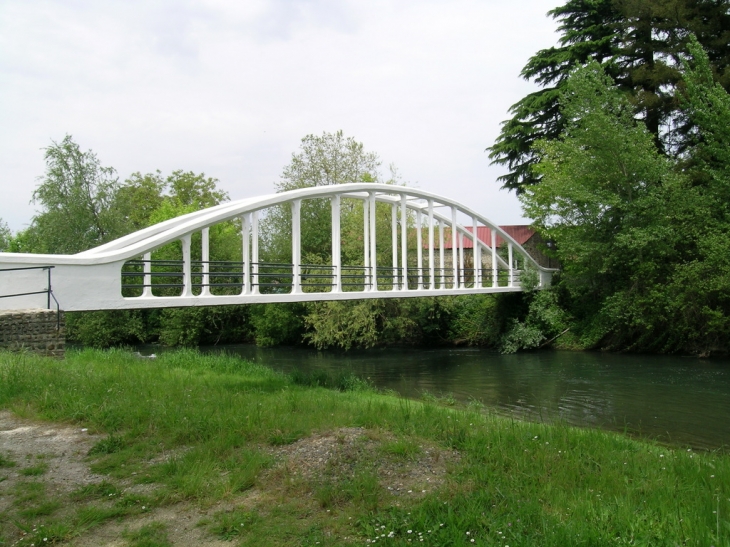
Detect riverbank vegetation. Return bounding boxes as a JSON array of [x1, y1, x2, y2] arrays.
[[0, 348, 728, 546]]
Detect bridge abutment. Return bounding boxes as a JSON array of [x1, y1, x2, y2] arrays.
[[0, 309, 65, 358]]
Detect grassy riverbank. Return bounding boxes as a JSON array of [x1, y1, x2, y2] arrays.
[[0, 349, 728, 546]]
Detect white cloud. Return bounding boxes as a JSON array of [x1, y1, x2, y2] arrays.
[[0, 0, 558, 231]]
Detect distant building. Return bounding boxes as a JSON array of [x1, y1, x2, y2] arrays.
[[429, 225, 557, 269]]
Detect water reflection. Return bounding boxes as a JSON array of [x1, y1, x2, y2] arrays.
[[143, 344, 730, 450]]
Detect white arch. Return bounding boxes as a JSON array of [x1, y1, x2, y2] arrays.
[[0, 184, 556, 311]]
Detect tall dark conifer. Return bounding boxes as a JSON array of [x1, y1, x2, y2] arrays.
[[489, 0, 730, 193]]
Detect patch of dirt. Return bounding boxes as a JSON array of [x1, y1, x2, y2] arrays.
[[270, 427, 461, 497], [68, 504, 233, 547], [0, 412, 230, 547], [0, 410, 106, 514], [0, 414, 459, 546]]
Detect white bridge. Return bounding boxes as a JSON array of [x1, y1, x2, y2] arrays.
[[0, 184, 556, 312]]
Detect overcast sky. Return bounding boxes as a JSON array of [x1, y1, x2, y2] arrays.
[[0, 0, 560, 232]]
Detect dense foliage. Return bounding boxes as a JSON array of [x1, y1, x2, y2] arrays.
[[516, 36, 730, 355], [488, 0, 730, 193], [0, 220, 9, 252]]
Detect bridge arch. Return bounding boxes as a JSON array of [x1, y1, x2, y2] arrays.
[[0, 184, 556, 311]]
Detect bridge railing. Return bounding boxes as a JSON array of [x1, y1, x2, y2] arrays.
[[121, 259, 527, 296], [0, 266, 61, 328]]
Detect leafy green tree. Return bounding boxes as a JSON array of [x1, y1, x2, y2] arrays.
[[517, 44, 730, 354], [520, 60, 692, 349], [660, 35, 730, 354], [260, 130, 385, 264], [31, 135, 126, 253], [682, 35, 730, 190], [489, 0, 730, 193], [0, 220, 10, 252]]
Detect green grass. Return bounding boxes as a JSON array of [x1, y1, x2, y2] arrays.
[[122, 522, 172, 547], [0, 453, 16, 468], [20, 461, 49, 476], [199, 507, 260, 540], [0, 348, 729, 546]]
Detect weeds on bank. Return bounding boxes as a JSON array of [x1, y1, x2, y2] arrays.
[[123, 521, 172, 547], [0, 348, 728, 546]]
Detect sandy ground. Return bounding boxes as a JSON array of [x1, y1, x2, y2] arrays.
[[0, 412, 457, 546], [0, 412, 232, 546]]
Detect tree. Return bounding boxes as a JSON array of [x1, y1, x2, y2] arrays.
[[117, 170, 229, 231], [489, 0, 730, 193], [31, 135, 126, 253], [0, 219, 10, 252], [662, 35, 730, 354], [260, 131, 384, 264], [520, 61, 692, 350]]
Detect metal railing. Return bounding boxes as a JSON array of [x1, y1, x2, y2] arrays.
[[121, 259, 522, 296], [0, 266, 61, 329]]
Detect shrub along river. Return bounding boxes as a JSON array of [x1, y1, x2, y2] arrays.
[[139, 345, 730, 451]]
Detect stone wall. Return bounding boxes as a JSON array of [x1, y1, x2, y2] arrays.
[[0, 309, 66, 357]]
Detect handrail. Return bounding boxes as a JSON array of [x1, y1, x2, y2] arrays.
[[0, 266, 61, 330]]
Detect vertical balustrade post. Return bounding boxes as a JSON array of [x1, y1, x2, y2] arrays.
[[201, 227, 211, 296], [491, 229, 497, 288], [331, 195, 341, 293], [392, 203, 398, 290], [181, 234, 192, 297], [242, 214, 250, 295], [508, 242, 514, 287], [252, 211, 259, 294], [428, 200, 435, 290], [142, 252, 152, 297], [451, 207, 458, 289], [416, 210, 423, 289], [458, 231, 465, 289], [292, 199, 301, 294], [363, 196, 370, 290], [439, 220, 445, 289], [472, 216, 481, 288], [400, 194, 408, 290], [369, 193, 377, 291]]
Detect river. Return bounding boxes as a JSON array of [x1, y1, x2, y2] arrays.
[[141, 344, 730, 450]]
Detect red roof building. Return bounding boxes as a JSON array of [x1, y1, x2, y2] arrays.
[[435, 225, 536, 249]]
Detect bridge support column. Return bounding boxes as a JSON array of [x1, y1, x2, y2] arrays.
[[416, 210, 423, 289], [450, 207, 458, 289], [491, 230, 497, 287], [331, 195, 341, 293], [439, 219, 445, 289], [142, 252, 152, 297], [369, 193, 377, 291], [252, 211, 259, 294], [391, 203, 398, 290], [473, 216, 481, 288], [428, 200, 434, 290], [458, 231, 465, 289], [400, 195, 408, 291], [181, 234, 192, 297], [508, 242, 514, 287], [242, 214, 251, 295], [292, 200, 301, 294], [363, 197, 370, 290], [201, 227, 211, 296]]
